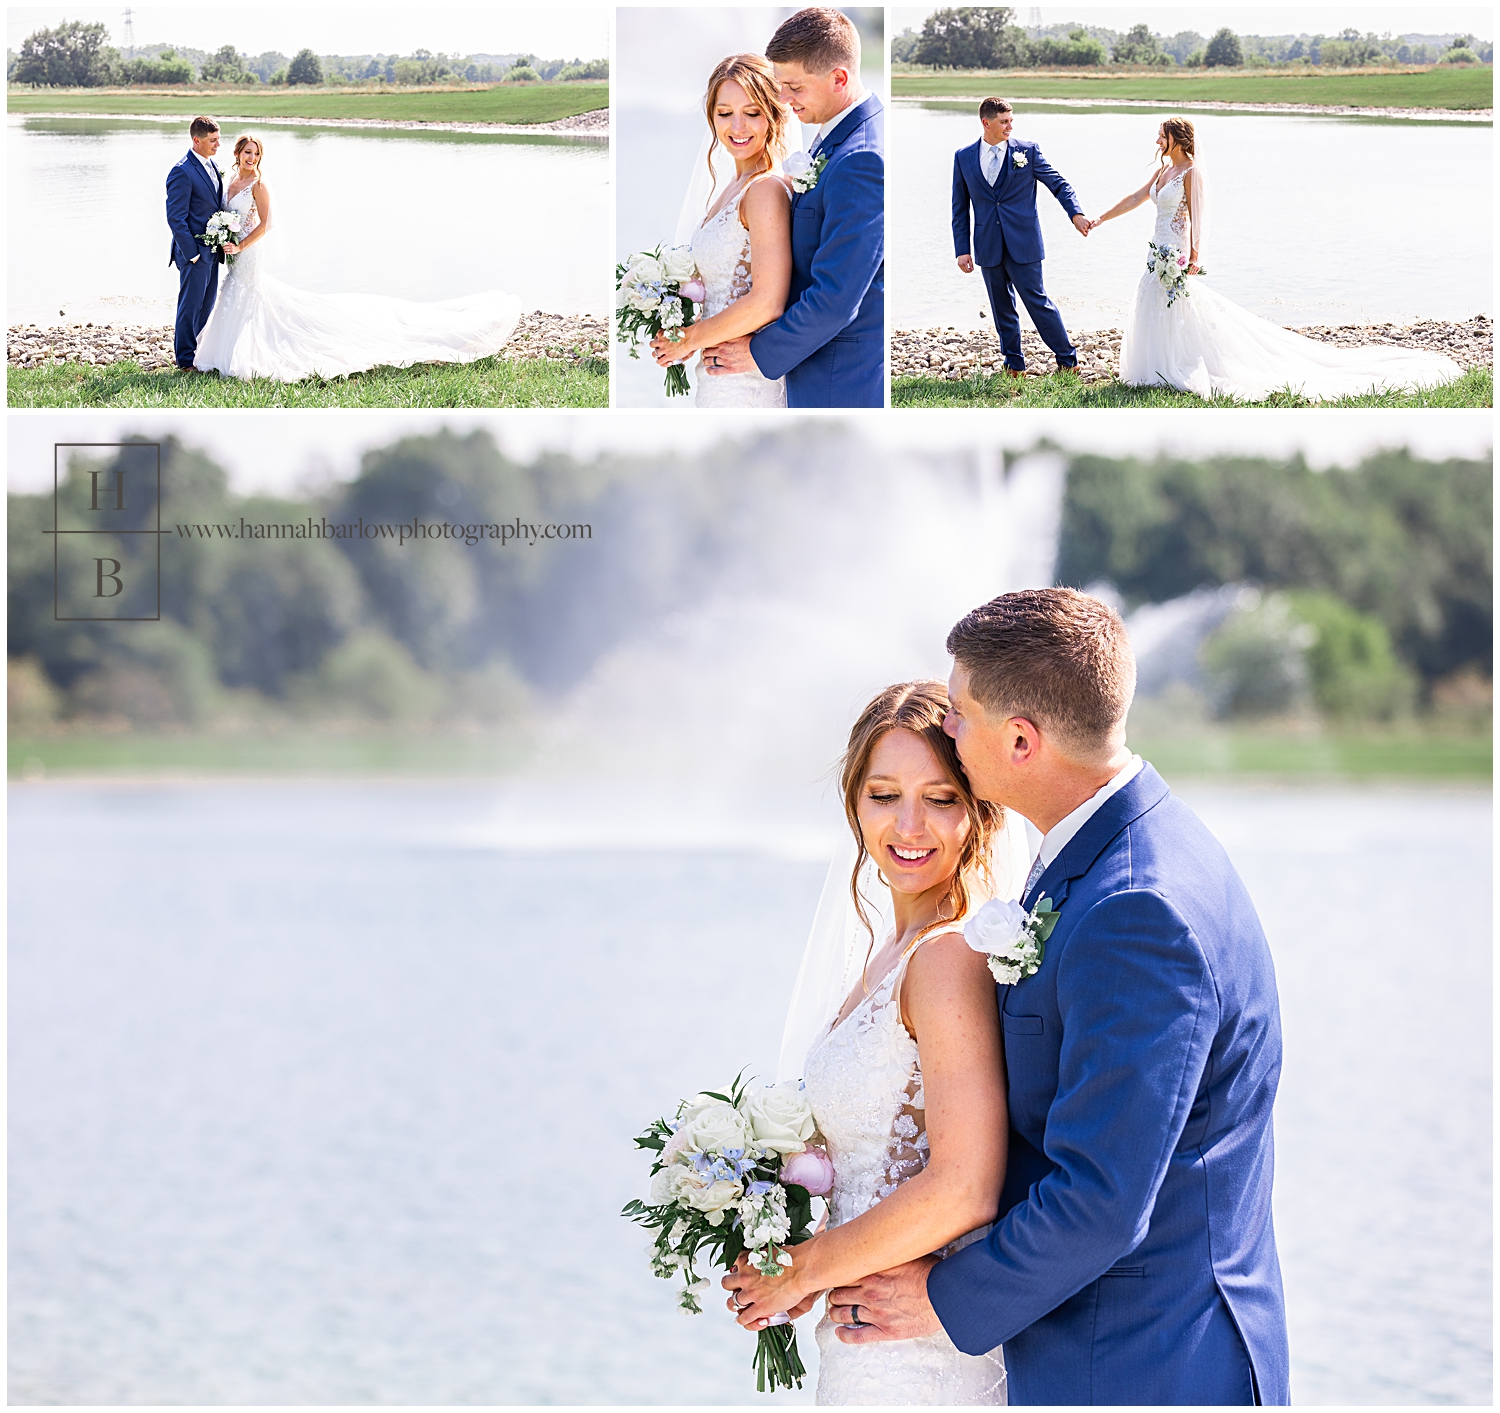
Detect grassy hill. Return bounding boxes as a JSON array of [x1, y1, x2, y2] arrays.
[[893, 65, 1492, 111], [6, 82, 607, 124]]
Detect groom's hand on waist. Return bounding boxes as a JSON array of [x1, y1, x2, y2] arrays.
[[955, 255, 975, 274], [828, 1256, 942, 1344], [701, 335, 756, 376]]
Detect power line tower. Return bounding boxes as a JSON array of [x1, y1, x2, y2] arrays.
[[1028, 8, 1043, 37], [122, 7, 135, 57]]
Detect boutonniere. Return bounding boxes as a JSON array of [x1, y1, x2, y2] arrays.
[[963, 896, 1061, 985], [1012, 151, 1029, 169], [783, 150, 828, 193]]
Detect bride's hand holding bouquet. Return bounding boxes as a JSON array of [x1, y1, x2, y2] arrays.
[[615, 243, 705, 396]]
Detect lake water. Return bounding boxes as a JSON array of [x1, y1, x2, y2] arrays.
[[8, 780, 1491, 1404], [7, 116, 609, 326], [891, 102, 1493, 331]]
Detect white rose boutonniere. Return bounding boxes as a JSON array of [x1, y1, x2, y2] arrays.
[[1012, 151, 1029, 169], [783, 150, 828, 193], [964, 895, 1062, 985]]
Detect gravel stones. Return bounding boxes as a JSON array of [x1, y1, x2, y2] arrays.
[[891, 316, 1492, 382], [7, 311, 607, 373]]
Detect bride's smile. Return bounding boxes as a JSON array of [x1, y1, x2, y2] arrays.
[[713, 78, 773, 172], [856, 728, 972, 912]]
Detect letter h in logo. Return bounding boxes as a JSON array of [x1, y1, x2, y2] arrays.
[[52, 443, 162, 621]]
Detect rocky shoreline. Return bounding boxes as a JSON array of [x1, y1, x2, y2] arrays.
[[15, 107, 609, 138], [7, 311, 607, 373], [892, 316, 1493, 382]]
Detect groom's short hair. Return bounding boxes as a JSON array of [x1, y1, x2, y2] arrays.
[[979, 98, 1013, 120], [946, 589, 1136, 759], [189, 117, 220, 139], [766, 7, 860, 75]]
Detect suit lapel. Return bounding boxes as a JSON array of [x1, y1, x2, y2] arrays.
[[188, 152, 220, 205], [995, 138, 1015, 190], [1022, 764, 1172, 909]]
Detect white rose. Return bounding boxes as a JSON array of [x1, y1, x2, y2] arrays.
[[740, 1082, 815, 1155], [676, 1171, 743, 1224], [783, 151, 812, 179], [964, 897, 1029, 957], [677, 1099, 751, 1155], [649, 1164, 684, 1206], [627, 288, 660, 313], [628, 254, 664, 285], [660, 245, 697, 281]]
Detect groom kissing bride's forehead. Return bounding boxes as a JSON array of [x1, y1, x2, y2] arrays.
[[740, 588, 1289, 1406], [935, 589, 1289, 1403]]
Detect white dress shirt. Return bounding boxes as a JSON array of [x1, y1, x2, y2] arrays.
[[983, 141, 1006, 185], [197, 152, 221, 190], [816, 90, 865, 146], [1024, 754, 1144, 896]]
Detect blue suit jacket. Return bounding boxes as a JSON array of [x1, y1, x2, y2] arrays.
[[928, 764, 1290, 1405], [166, 150, 224, 269], [952, 137, 1081, 268], [750, 92, 883, 404]]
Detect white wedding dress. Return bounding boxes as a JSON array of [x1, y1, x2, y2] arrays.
[[801, 933, 1007, 1406], [195, 184, 521, 381], [688, 183, 787, 408], [1120, 166, 1464, 401]]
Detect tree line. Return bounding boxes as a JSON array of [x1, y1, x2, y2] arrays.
[[6, 432, 1490, 735], [894, 9, 1492, 70], [7, 22, 607, 88]]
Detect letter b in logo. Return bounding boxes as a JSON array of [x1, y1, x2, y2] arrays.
[[53, 444, 161, 621]]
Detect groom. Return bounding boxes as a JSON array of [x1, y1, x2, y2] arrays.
[[165, 116, 225, 372], [824, 589, 1290, 1404], [953, 99, 1086, 375], [701, 7, 884, 408]]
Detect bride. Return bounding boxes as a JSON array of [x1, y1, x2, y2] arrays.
[[724, 680, 1031, 1405], [195, 135, 521, 382], [1088, 117, 1464, 401], [648, 54, 793, 408]]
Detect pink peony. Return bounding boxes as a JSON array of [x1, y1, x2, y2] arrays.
[[680, 278, 707, 304], [661, 1127, 691, 1164], [780, 1147, 836, 1196]]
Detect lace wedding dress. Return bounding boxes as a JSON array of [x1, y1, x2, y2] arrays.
[[195, 184, 521, 381], [688, 182, 787, 408], [801, 934, 1006, 1406], [1120, 166, 1464, 401]]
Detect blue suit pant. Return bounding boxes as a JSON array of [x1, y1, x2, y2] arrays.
[[174, 253, 219, 367], [981, 257, 1075, 369]]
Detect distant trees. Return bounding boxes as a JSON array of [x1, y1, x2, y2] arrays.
[[1111, 23, 1172, 65], [200, 44, 258, 84], [1031, 27, 1108, 66], [119, 48, 195, 84], [1057, 447, 1493, 701], [10, 20, 117, 87], [1203, 28, 1244, 67], [285, 47, 323, 85], [914, 7, 1029, 69]]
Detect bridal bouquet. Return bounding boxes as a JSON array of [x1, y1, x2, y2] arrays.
[[198, 210, 247, 265], [1146, 242, 1204, 308], [622, 1073, 835, 1392], [615, 243, 706, 397]]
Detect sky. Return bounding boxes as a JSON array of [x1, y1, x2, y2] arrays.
[[890, 5, 1492, 39], [6, 5, 609, 58], [8, 412, 1491, 497]]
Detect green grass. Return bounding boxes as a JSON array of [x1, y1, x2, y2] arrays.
[[1132, 729, 1492, 782], [893, 366, 1493, 409], [6, 83, 608, 124], [11, 725, 1488, 783], [7, 355, 608, 408], [893, 66, 1493, 111], [8, 730, 530, 778]]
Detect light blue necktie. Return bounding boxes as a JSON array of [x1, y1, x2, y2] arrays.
[[985, 144, 1002, 185]]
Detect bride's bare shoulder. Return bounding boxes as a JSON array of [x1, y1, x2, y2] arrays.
[[740, 172, 792, 224]]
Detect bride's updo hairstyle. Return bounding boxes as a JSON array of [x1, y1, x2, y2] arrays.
[[233, 134, 265, 172], [703, 54, 790, 187], [839, 680, 1004, 943], [1158, 117, 1195, 167]]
